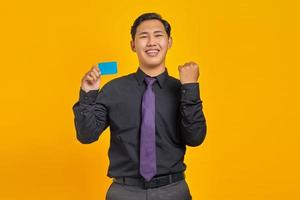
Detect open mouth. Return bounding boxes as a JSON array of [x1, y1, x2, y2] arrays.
[[145, 49, 160, 57]]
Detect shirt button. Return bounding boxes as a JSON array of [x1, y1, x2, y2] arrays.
[[84, 96, 88, 100], [80, 111, 84, 115], [117, 136, 122, 142], [182, 90, 186, 93]]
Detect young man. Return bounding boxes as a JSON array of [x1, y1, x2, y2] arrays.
[[72, 12, 207, 200]]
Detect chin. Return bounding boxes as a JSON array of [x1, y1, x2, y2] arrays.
[[142, 58, 164, 67], [143, 61, 163, 68]]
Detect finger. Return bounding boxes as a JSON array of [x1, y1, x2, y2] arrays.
[[92, 67, 100, 77], [93, 71, 100, 80], [188, 61, 194, 66], [86, 74, 94, 82], [89, 71, 97, 80], [190, 61, 198, 67], [183, 64, 190, 69], [184, 62, 190, 66], [96, 67, 101, 75], [92, 64, 100, 74], [90, 69, 99, 79]]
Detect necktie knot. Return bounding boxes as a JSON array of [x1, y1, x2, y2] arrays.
[[145, 77, 157, 86]]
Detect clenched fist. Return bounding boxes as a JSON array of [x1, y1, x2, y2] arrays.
[[81, 64, 101, 93], [178, 61, 199, 84]]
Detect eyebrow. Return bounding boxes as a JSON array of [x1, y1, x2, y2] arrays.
[[138, 30, 165, 35]]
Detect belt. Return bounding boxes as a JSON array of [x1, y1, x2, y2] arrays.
[[112, 172, 185, 189]]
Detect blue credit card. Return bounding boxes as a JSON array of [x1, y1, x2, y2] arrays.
[[98, 61, 118, 75]]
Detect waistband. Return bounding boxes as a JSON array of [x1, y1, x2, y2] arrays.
[[112, 172, 185, 189]]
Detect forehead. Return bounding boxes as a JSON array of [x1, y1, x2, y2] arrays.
[[136, 19, 166, 34]]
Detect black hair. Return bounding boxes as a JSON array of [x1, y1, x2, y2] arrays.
[[130, 12, 171, 40]]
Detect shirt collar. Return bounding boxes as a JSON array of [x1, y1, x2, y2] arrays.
[[135, 67, 168, 88]]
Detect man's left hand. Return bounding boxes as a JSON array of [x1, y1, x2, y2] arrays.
[[178, 61, 199, 84]]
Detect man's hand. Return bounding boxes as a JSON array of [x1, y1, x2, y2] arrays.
[[81, 64, 101, 93], [178, 61, 199, 84]]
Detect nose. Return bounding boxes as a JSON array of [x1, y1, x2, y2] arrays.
[[146, 35, 157, 46]]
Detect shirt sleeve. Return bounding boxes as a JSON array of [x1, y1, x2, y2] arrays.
[[72, 86, 109, 144], [178, 83, 207, 147]]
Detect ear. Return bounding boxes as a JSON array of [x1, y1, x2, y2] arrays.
[[130, 40, 136, 52], [168, 36, 173, 49]]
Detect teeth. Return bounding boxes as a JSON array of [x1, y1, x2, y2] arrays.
[[145, 50, 159, 56]]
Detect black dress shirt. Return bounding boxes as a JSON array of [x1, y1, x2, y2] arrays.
[[72, 67, 207, 178]]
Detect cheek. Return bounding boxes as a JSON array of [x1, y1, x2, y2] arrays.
[[159, 39, 169, 49], [134, 40, 146, 50]]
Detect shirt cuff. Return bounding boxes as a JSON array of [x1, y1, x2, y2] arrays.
[[181, 83, 200, 102], [79, 88, 99, 104]]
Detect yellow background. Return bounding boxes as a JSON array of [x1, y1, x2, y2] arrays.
[[0, 0, 299, 199]]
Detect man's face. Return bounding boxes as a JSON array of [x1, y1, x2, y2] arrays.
[[131, 19, 172, 68]]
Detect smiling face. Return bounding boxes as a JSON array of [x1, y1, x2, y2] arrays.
[[130, 19, 172, 69]]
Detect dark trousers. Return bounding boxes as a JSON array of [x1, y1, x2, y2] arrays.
[[105, 179, 192, 200]]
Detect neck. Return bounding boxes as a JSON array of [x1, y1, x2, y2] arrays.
[[139, 64, 166, 77]]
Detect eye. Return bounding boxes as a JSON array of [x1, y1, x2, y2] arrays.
[[155, 35, 163, 37]]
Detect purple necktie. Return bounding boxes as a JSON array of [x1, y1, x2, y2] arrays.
[[140, 76, 157, 181]]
